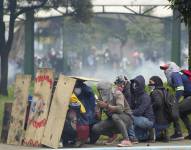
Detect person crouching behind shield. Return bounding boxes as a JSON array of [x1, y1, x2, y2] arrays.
[[92, 82, 133, 147]]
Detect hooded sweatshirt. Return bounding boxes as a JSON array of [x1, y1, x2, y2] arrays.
[[131, 75, 155, 122], [149, 76, 169, 125]]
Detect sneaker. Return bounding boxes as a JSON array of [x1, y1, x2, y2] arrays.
[[185, 134, 191, 140], [170, 133, 184, 141], [105, 134, 118, 145], [58, 141, 63, 148], [75, 141, 85, 147], [130, 138, 139, 144], [117, 139, 132, 147]]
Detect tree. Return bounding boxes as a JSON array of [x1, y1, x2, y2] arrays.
[[71, 0, 93, 23], [0, 0, 47, 96], [168, 0, 191, 69]]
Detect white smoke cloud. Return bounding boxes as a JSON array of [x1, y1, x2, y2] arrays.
[[8, 61, 22, 85]]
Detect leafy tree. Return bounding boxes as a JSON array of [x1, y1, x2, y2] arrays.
[[0, 0, 47, 96], [168, 0, 191, 69], [0, 0, 93, 96], [71, 0, 93, 23]]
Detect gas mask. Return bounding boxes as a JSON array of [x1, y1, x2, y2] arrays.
[[98, 89, 113, 103], [74, 87, 82, 96]]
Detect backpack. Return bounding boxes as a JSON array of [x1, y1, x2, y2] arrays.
[[181, 70, 191, 81], [158, 89, 180, 121]]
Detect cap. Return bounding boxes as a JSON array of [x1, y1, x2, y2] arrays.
[[160, 64, 169, 70]]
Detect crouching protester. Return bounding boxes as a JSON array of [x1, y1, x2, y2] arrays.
[[61, 94, 87, 146], [160, 62, 191, 140], [114, 75, 138, 144], [92, 82, 133, 147], [149, 76, 170, 142], [130, 75, 155, 142]]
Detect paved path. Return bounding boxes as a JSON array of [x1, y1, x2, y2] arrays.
[[0, 140, 191, 150]]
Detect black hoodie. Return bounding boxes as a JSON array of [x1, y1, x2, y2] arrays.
[[150, 76, 169, 125], [131, 75, 155, 122]]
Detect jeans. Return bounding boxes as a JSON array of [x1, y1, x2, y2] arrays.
[[128, 125, 137, 140], [133, 116, 153, 129], [132, 116, 154, 140]]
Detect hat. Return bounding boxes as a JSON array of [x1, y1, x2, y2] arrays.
[[160, 64, 169, 70]]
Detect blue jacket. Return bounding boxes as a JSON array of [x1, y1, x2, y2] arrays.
[[170, 72, 191, 101], [76, 83, 96, 125], [130, 75, 155, 122]]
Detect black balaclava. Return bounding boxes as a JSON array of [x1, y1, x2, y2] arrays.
[[149, 76, 163, 88]]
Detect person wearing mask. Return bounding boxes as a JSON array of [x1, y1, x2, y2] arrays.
[[148, 76, 170, 142], [114, 75, 138, 144], [92, 82, 133, 147], [130, 75, 155, 141], [73, 79, 97, 147], [160, 62, 191, 140]]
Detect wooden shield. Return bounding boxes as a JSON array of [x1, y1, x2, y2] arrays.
[[42, 75, 76, 148], [23, 68, 53, 147], [1, 102, 12, 143], [7, 74, 31, 145]]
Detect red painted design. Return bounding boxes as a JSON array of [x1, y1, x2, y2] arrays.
[[28, 119, 47, 128], [35, 75, 52, 88], [23, 138, 41, 147]]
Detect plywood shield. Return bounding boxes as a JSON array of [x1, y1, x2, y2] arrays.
[[42, 75, 76, 148], [1, 102, 12, 143], [7, 75, 31, 145], [23, 69, 53, 147]]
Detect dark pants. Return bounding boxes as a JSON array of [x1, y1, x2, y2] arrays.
[[179, 96, 191, 135], [92, 113, 132, 140], [172, 118, 182, 135]]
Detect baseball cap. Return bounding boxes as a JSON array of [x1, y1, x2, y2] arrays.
[[160, 64, 169, 70]]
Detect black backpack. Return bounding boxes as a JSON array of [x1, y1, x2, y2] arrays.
[[158, 89, 180, 121]]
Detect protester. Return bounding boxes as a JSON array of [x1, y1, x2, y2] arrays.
[[148, 76, 170, 142], [114, 75, 138, 144], [160, 62, 191, 140], [92, 82, 133, 147], [73, 80, 97, 146], [114, 75, 131, 105], [130, 75, 155, 141]]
